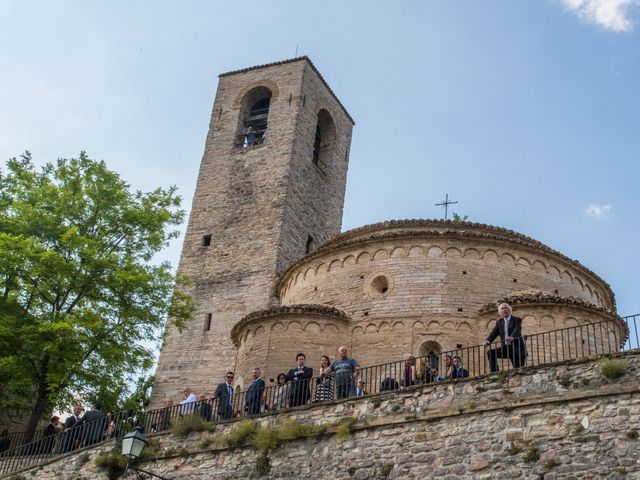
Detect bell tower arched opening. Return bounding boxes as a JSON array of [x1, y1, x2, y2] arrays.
[[237, 86, 272, 147]]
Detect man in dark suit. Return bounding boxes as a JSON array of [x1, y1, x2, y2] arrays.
[[285, 353, 313, 407], [484, 303, 527, 372], [214, 371, 236, 420], [245, 367, 265, 416], [82, 403, 107, 446], [63, 404, 84, 452], [451, 355, 470, 379]]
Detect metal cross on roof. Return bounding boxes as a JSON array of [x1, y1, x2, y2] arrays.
[[435, 193, 458, 220]]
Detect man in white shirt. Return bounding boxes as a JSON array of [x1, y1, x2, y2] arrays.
[[179, 386, 197, 415]]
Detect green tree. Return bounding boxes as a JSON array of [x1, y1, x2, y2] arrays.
[[452, 212, 469, 224], [0, 152, 193, 442]]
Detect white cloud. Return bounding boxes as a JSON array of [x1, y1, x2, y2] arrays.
[[560, 0, 640, 32], [584, 204, 612, 220]]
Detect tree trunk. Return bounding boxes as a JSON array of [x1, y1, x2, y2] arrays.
[[24, 358, 50, 445]]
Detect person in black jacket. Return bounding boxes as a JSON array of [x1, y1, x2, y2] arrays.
[[63, 405, 84, 452], [0, 429, 10, 457], [214, 372, 235, 420], [483, 303, 527, 372], [82, 404, 107, 446], [285, 353, 313, 407], [39, 416, 59, 454], [245, 367, 265, 416]]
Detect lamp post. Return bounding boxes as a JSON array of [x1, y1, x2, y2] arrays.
[[121, 427, 169, 479]]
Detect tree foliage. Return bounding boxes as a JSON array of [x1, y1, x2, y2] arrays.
[[0, 152, 193, 439]]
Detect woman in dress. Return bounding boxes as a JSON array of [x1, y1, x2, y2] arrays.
[[273, 373, 290, 410], [314, 355, 334, 402]]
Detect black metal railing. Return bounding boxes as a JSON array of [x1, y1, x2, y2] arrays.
[[0, 314, 637, 477]]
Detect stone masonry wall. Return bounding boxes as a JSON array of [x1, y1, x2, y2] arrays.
[[20, 351, 640, 480]]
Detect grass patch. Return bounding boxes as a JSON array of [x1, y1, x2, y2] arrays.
[[171, 414, 215, 437], [138, 438, 162, 461], [570, 423, 585, 436], [596, 358, 628, 380], [256, 453, 271, 476], [95, 453, 128, 480], [226, 420, 258, 448], [199, 436, 223, 449], [612, 467, 627, 474], [164, 446, 189, 457], [334, 417, 357, 440], [506, 443, 522, 455], [255, 426, 280, 453], [626, 429, 639, 440], [556, 377, 571, 388], [279, 418, 326, 440], [523, 441, 540, 463]]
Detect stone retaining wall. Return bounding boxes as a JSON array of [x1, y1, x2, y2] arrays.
[[13, 351, 640, 479]]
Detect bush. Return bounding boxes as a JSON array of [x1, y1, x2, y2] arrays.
[[278, 418, 326, 440], [334, 417, 357, 440], [171, 414, 215, 437], [596, 358, 628, 380], [255, 427, 280, 453], [256, 453, 271, 476], [523, 442, 540, 463], [95, 453, 128, 480], [226, 420, 258, 448], [199, 436, 223, 449]]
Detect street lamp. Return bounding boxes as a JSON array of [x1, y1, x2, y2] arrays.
[[121, 427, 169, 479]]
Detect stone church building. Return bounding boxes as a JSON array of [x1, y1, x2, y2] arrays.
[[150, 57, 624, 407]]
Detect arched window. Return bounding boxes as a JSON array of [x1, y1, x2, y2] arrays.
[[418, 341, 442, 369], [312, 109, 336, 170], [237, 87, 272, 147]]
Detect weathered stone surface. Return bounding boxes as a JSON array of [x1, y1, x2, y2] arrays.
[[13, 351, 640, 480]]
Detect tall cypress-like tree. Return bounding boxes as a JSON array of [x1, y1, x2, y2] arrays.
[[0, 152, 193, 442]]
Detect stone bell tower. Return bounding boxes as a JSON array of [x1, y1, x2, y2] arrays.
[[150, 57, 354, 407]]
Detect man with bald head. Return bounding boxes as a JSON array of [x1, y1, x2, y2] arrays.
[[483, 303, 527, 372], [326, 346, 360, 399]]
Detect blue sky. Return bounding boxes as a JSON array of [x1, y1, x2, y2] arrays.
[[1, 0, 639, 319]]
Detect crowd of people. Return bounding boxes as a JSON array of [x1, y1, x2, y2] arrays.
[[2, 303, 525, 456], [167, 348, 479, 423], [166, 303, 525, 422]]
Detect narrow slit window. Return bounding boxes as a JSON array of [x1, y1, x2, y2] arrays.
[[204, 313, 212, 332], [312, 109, 336, 170], [202, 234, 212, 247], [305, 235, 314, 254]]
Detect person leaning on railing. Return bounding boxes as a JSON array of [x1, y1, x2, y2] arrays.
[[273, 373, 290, 410], [326, 346, 360, 399], [285, 353, 313, 407], [314, 355, 334, 402], [483, 302, 527, 372]]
